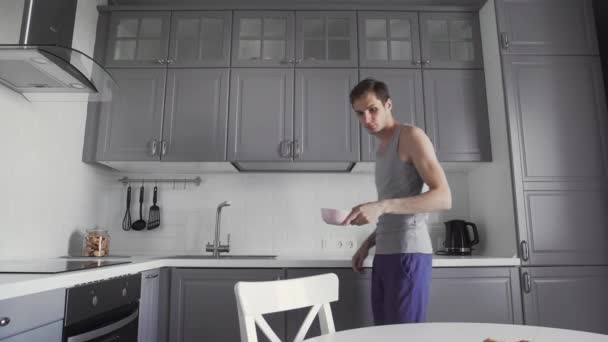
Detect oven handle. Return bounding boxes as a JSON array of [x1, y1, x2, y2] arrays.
[[67, 309, 139, 342]]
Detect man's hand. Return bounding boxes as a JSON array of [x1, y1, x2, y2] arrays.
[[351, 244, 369, 273], [342, 201, 384, 226]]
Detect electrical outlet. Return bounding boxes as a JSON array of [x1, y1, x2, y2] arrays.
[[322, 237, 358, 253]]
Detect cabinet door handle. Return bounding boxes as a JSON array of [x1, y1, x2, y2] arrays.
[[500, 32, 510, 49], [278, 140, 291, 158], [279, 59, 294, 64], [412, 60, 422, 65], [292, 140, 301, 158], [161, 140, 168, 156], [422, 60, 431, 65], [144, 273, 159, 279], [150, 139, 159, 156], [166, 59, 175, 64], [522, 272, 531, 293], [520, 240, 529, 261], [156, 59, 166, 64], [0, 317, 10, 327]]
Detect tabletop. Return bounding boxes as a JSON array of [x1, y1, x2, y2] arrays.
[[303, 322, 608, 342]]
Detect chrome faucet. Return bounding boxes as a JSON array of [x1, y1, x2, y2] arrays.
[[205, 200, 231, 258]]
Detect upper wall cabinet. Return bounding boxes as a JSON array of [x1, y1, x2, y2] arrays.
[[495, 0, 599, 55], [168, 11, 232, 67], [231, 11, 295, 67], [105, 11, 171, 68], [419, 12, 483, 69], [358, 12, 421, 68], [295, 11, 358, 67]]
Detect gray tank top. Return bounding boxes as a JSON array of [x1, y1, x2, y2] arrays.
[[374, 125, 433, 254]]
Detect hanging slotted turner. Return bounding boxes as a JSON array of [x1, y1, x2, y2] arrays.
[[148, 186, 160, 229]]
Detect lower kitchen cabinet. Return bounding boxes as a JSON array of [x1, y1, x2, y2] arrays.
[[139, 268, 162, 342], [168, 268, 285, 342], [520, 266, 608, 335], [427, 267, 523, 324], [285, 268, 374, 340], [0, 320, 62, 342]]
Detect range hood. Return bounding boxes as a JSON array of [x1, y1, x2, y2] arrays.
[[0, 45, 116, 102]]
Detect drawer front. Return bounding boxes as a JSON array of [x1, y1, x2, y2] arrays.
[[0, 320, 63, 342], [0, 289, 65, 339]]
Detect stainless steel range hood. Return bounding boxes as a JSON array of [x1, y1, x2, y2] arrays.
[[0, 45, 116, 102]]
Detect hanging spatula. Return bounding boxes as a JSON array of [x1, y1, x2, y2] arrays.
[[148, 186, 160, 229]]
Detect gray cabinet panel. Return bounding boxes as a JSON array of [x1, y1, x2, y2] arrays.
[[358, 12, 421, 68], [228, 68, 294, 161], [295, 11, 358, 68], [96, 69, 166, 161], [169, 268, 285, 342], [232, 11, 295, 67], [0, 321, 62, 342], [139, 269, 161, 342], [0, 289, 65, 340], [169, 11, 232, 67], [294, 69, 359, 162], [419, 12, 483, 69], [521, 190, 608, 265], [162, 68, 229, 161], [495, 0, 599, 55], [285, 269, 373, 340], [359, 69, 425, 161], [105, 11, 171, 68], [427, 268, 523, 324], [502, 55, 608, 183], [521, 266, 608, 335], [423, 69, 492, 162]]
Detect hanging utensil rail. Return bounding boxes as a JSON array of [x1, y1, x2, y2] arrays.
[[118, 176, 202, 186]]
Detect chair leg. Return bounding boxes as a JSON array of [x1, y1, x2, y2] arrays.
[[318, 303, 336, 335]]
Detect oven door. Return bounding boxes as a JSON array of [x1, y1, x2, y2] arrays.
[[64, 303, 139, 342]]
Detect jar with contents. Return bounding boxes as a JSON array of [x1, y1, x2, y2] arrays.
[[83, 228, 110, 257]]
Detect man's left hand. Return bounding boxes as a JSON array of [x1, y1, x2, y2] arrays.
[[342, 201, 385, 226]]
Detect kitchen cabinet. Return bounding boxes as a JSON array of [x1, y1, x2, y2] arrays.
[[168, 268, 285, 342], [358, 12, 421, 68], [419, 12, 483, 69], [105, 11, 172, 68], [359, 69, 425, 161], [295, 11, 358, 67], [502, 55, 608, 265], [169, 11, 232, 67], [139, 269, 161, 342], [0, 321, 62, 342], [0, 289, 65, 341], [96, 68, 229, 162], [520, 266, 608, 334], [495, 0, 599, 55], [231, 11, 295, 67], [285, 269, 374, 340], [423, 69, 492, 162], [427, 267, 523, 324]]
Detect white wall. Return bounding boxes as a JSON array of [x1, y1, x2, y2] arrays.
[[0, 0, 113, 259], [0, 0, 24, 43], [103, 171, 470, 257]]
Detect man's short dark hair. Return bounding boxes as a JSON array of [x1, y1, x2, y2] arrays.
[[349, 78, 390, 105]]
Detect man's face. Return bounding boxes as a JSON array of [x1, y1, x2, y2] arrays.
[[352, 92, 392, 134]]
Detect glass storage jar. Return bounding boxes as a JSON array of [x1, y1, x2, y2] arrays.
[[82, 228, 110, 257]]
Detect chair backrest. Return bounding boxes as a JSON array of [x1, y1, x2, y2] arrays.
[[234, 273, 339, 342]]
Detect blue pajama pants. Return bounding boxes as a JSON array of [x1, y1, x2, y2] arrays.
[[371, 253, 433, 325]]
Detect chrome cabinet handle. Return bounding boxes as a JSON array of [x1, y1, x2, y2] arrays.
[[292, 140, 301, 158], [0, 317, 10, 327], [520, 240, 529, 261], [422, 60, 431, 65], [150, 139, 159, 156], [161, 140, 168, 156], [278, 140, 292, 158], [522, 272, 531, 293], [166, 59, 175, 64], [144, 273, 159, 279], [501, 32, 510, 49], [412, 60, 422, 65], [280, 59, 294, 64], [156, 59, 166, 64]]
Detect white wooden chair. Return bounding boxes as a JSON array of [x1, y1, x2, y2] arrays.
[[234, 273, 339, 342]]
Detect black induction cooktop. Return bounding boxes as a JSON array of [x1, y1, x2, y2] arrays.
[[0, 259, 131, 274]]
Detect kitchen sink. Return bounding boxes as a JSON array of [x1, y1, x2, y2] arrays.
[[166, 254, 277, 259]]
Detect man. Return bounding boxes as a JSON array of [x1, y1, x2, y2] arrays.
[[342, 78, 452, 325]]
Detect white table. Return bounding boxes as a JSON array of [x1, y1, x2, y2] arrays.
[[303, 323, 608, 342]]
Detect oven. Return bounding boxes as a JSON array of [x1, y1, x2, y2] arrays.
[[63, 273, 141, 342]]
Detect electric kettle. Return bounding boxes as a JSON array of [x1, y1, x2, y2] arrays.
[[436, 219, 479, 255]]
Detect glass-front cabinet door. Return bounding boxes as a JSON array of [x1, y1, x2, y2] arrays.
[[231, 11, 295, 67], [419, 12, 483, 69], [169, 11, 232, 67], [105, 11, 171, 68], [295, 11, 358, 67], [358, 12, 421, 68]]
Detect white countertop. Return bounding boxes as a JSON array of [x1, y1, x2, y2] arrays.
[[0, 255, 520, 301]]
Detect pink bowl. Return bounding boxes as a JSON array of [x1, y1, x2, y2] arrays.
[[321, 208, 351, 225]]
